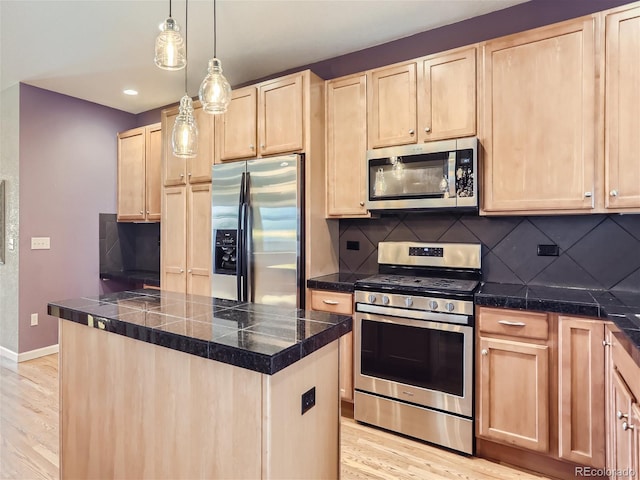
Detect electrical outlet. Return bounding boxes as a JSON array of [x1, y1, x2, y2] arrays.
[[537, 244, 559, 256], [30, 313, 38, 326], [346, 241, 360, 251], [31, 237, 50, 250], [301, 387, 316, 415]]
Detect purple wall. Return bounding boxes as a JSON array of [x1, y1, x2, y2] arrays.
[[239, 0, 636, 86], [18, 84, 137, 353]]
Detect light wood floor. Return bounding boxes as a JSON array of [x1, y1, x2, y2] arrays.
[[0, 354, 550, 480]]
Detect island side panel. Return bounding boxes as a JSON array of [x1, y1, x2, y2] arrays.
[[262, 341, 340, 479], [58, 319, 262, 480]]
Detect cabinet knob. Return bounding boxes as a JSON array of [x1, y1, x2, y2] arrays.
[[424, 127, 431, 133], [188, 172, 192, 177], [617, 410, 628, 420], [359, 201, 365, 206], [180, 173, 185, 178], [179, 269, 184, 273], [139, 210, 144, 215], [584, 191, 592, 198], [260, 144, 265, 149], [623, 421, 635, 431], [481, 349, 488, 356], [610, 189, 619, 197], [250, 144, 255, 150], [603, 340, 612, 347], [188, 269, 192, 273], [408, 129, 415, 135]]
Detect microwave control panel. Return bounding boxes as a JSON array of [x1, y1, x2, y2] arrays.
[[455, 149, 474, 198]]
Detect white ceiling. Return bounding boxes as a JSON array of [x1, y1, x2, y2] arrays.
[[1, 0, 528, 114]]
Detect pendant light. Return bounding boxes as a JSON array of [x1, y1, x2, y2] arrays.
[[154, 0, 186, 70], [199, 0, 232, 114], [171, 0, 198, 158]]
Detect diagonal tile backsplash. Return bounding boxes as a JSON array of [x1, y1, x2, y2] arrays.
[[339, 213, 640, 292]]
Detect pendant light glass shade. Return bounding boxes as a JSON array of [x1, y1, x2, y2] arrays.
[[199, 58, 232, 114], [172, 95, 198, 158], [155, 18, 186, 70]]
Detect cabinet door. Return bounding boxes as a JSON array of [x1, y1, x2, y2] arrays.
[[258, 73, 304, 156], [419, 48, 476, 142], [478, 336, 549, 452], [145, 124, 162, 221], [161, 108, 187, 186], [217, 87, 257, 161], [611, 369, 635, 473], [632, 402, 640, 475], [186, 107, 214, 184], [558, 317, 605, 468], [368, 62, 417, 148], [325, 74, 369, 218], [605, 6, 640, 209], [161, 186, 187, 293], [117, 127, 146, 221], [187, 183, 211, 296], [482, 18, 596, 213]]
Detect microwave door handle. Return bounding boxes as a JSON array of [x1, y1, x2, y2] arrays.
[[448, 152, 456, 197]]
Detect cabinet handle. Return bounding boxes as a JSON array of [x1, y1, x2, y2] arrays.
[[146, 210, 150, 214], [603, 340, 612, 347], [139, 210, 144, 215], [322, 299, 339, 305], [610, 189, 619, 197], [359, 201, 365, 206], [408, 129, 415, 135], [260, 144, 265, 149], [188, 269, 192, 273], [179, 269, 184, 273], [584, 191, 592, 198], [424, 127, 431, 133], [250, 144, 255, 150], [498, 320, 526, 327], [623, 421, 634, 431], [188, 172, 192, 177], [402, 391, 415, 396], [617, 410, 628, 420], [481, 349, 488, 356]]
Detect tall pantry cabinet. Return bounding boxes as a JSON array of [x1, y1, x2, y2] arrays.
[[161, 102, 214, 296]]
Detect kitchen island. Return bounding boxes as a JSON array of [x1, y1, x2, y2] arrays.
[[48, 289, 352, 479]]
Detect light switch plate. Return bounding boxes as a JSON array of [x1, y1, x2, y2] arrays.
[[31, 237, 50, 250]]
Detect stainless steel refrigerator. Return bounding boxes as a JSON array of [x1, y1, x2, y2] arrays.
[[211, 154, 304, 308]]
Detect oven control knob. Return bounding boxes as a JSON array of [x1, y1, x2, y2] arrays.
[[405, 297, 413, 308], [368, 294, 377, 304], [382, 295, 390, 305], [445, 302, 455, 312], [428, 300, 439, 311]]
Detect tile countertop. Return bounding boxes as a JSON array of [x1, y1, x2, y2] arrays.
[[306, 272, 374, 293], [476, 282, 640, 352], [48, 289, 352, 375]]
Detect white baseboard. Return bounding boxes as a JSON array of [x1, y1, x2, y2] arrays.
[[0, 344, 59, 363]]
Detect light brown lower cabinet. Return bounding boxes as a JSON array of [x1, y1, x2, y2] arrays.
[[606, 324, 640, 478], [476, 307, 607, 478], [309, 289, 354, 402]]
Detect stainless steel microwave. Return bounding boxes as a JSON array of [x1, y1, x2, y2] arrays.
[[365, 137, 478, 212]]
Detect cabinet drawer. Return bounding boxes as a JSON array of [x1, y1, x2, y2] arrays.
[[310, 290, 353, 315], [478, 308, 548, 340]]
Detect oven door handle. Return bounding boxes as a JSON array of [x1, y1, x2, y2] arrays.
[[356, 303, 470, 325]]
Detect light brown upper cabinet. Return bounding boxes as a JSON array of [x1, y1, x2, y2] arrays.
[[481, 17, 597, 214], [418, 47, 476, 142], [367, 47, 477, 150], [605, 5, 640, 210], [117, 123, 161, 222], [325, 73, 369, 218], [215, 86, 257, 162], [258, 72, 305, 156], [162, 101, 215, 186]]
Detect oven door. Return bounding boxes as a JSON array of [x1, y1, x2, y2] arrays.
[[354, 307, 473, 417]]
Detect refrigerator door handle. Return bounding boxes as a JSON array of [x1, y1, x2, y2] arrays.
[[243, 172, 251, 302], [236, 172, 246, 301]]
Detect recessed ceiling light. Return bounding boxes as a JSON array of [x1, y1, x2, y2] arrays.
[[123, 89, 138, 96]]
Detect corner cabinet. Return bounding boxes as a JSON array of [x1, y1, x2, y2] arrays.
[[605, 5, 640, 210], [325, 73, 369, 218], [117, 123, 162, 222], [476, 307, 607, 478], [309, 289, 354, 402], [481, 17, 597, 214]]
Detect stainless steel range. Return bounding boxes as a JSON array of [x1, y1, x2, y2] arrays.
[[353, 241, 481, 455]]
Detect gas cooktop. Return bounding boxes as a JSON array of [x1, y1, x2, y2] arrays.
[[355, 274, 479, 296]]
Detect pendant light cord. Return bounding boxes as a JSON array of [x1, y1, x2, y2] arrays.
[[213, 0, 217, 58], [169, 0, 172, 18], [184, 0, 188, 94]]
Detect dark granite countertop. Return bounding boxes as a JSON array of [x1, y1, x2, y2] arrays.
[[306, 272, 373, 293], [100, 270, 161, 287], [48, 289, 351, 375], [476, 282, 640, 352]]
